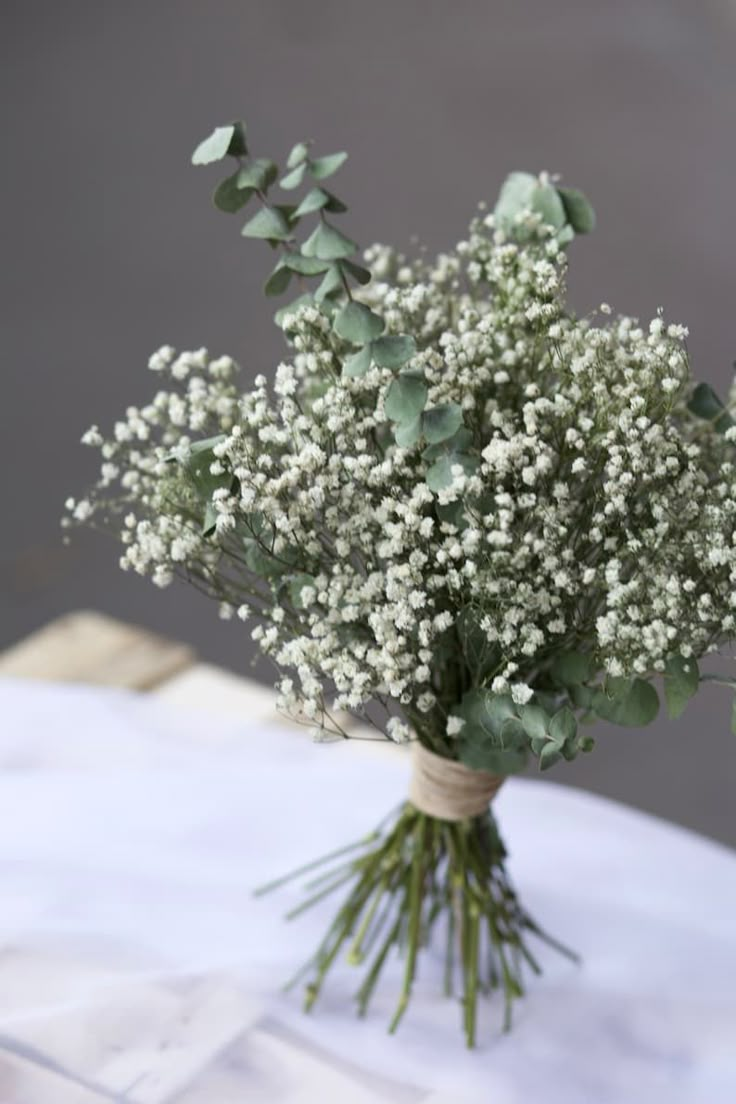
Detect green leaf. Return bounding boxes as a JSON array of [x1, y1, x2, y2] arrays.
[[426, 452, 478, 492], [343, 345, 373, 378], [280, 163, 307, 190], [288, 573, 315, 608], [213, 173, 254, 213], [341, 259, 372, 286], [283, 252, 331, 276], [394, 415, 422, 447], [293, 187, 347, 217], [557, 186, 596, 234], [384, 374, 428, 423], [663, 655, 699, 720], [313, 264, 343, 302], [435, 499, 467, 528], [494, 171, 567, 233], [371, 334, 416, 369], [237, 158, 278, 191], [570, 683, 594, 710], [531, 183, 567, 230], [548, 706, 577, 748], [460, 690, 515, 740], [593, 677, 660, 727], [493, 171, 537, 228], [539, 743, 562, 771], [422, 427, 474, 462], [550, 650, 594, 687], [519, 703, 548, 742], [422, 403, 464, 444], [687, 382, 734, 434], [178, 435, 233, 536], [333, 301, 384, 344], [192, 122, 246, 165], [457, 690, 528, 772], [241, 206, 291, 241], [287, 141, 309, 169], [264, 263, 292, 297], [310, 151, 348, 180], [499, 717, 528, 750], [459, 739, 527, 775], [274, 293, 313, 329], [302, 221, 358, 261]]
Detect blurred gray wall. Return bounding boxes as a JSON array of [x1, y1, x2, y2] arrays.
[[2, 0, 735, 844]]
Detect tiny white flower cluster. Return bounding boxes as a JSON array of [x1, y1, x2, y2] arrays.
[[67, 208, 736, 747]]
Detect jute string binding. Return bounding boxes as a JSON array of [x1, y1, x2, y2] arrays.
[[408, 741, 504, 822]]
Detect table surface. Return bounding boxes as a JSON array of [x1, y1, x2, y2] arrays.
[[1, 615, 736, 1103]]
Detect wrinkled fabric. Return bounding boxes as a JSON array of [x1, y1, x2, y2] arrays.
[[0, 677, 734, 1104]]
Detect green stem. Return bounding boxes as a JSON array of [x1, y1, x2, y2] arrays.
[[254, 832, 378, 896], [258, 803, 579, 1045], [388, 813, 427, 1033]]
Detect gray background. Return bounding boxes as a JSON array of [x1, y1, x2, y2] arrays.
[[2, 0, 735, 844]]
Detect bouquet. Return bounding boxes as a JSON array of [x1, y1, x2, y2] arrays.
[[66, 117, 736, 1046]]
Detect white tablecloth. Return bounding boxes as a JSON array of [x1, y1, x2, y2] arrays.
[[1, 676, 735, 1103]]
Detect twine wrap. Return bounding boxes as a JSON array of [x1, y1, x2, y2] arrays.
[[408, 742, 505, 822]]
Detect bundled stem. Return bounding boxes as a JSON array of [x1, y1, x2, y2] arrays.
[[262, 802, 578, 1048]]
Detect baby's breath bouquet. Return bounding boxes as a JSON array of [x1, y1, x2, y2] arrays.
[[67, 118, 736, 1046]]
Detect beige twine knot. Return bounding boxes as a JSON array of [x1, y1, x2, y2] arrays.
[[408, 741, 505, 822]]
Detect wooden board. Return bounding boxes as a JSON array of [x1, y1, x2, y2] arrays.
[[0, 611, 194, 690]]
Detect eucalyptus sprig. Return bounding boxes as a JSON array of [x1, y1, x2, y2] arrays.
[[192, 119, 370, 320]]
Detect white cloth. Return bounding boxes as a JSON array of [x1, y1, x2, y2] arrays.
[[0, 676, 735, 1104]]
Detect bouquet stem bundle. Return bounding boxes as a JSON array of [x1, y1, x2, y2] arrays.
[[261, 775, 577, 1047]]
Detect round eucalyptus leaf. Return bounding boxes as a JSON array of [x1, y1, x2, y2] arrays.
[[286, 141, 309, 169], [372, 334, 416, 369], [426, 451, 477, 492], [313, 265, 343, 303], [539, 742, 562, 771], [237, 158, 278, 192], [663, 654, 699, 720], [264, 263, 292, 297], [493, 172, 537, 228], [333, 301, 385, 344], [241, 206, 291, 241], [530, 183, 566, 230], [341, 259, 372, 286], [283, 252, 330, 276], [557, 186, 596, 234], [310, 151, 348, 180], [192, 122, 247, 165], [593, 677, 660, 727], [548, 706, 577, 748], [213, 173, 254, 213], [384, 375, 428, 423], [458, 733, 527, 775], [550, 650, 594, 687], [343, 345, 373, 378], [394, 414, 423, 447], [422, 403, 464, 444], [288, 572, 315, 608], [302, 221, 358, 261], [519, 703, 548, 742], [422, 426, 474, 462], [294, 188, 331, 217], [280, 163, 307, 190], [687, 382, 734, 434]]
